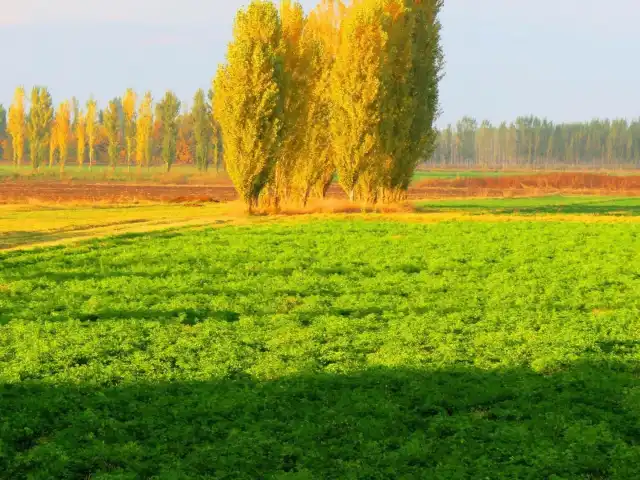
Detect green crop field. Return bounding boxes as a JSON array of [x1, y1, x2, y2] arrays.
[[0, 163, 536, 184], [0, 164, 230, 184], [416, 195, 640, 216], [2, 217, 640, 478], [411, 169, 527, 181]]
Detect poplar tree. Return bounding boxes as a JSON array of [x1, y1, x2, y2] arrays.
[[70, 97, 80, 128], [329, 0, 385, 201], [294, 0, 343, 204], [268, 0, 307, 207], [0, 105, 6, 161], [376, 0, 444, 201], [54, 101, 71, 173], [76, 110, 86, 167], [213, 0, 284, 211], [208, 88, 224, 172], [192, 89, 212, 172], [86, 99, 98, 170], [27, 87, 54, 171], [103, 100, 120, 171], [49, 124, 58, 168], [123, 89, 137, 172], [157, 91, 181, 172], [136, 92, 154, 169], [8, 87, 26, 168]]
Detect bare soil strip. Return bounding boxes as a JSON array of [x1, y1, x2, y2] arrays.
[[1, 173, 639, 204]]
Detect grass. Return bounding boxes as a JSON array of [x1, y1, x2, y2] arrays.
[[2, 196, 639, 251], [0, 163, 539, 185], [1, 218, 640, 478], [416, 195, 640, 216], [411, 170, 527, 181], [0, 203, 234, 250], [0, 164, 230, 185], [3, 163, 637, 187], [3, 196, 639, 251]]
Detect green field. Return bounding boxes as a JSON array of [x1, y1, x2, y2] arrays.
[[0, 163, 527, 184], [0, 164, 229, 184], [417, 195, 640, 215], [2, 217, 640, 478], [411, 169, 527, 181]]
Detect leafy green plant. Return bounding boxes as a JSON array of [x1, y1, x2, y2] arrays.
[[1, 220, 639, 478]]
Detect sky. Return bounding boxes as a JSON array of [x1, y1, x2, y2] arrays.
[[0, 0, 638, 126]]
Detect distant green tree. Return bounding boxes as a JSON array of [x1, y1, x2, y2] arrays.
[[208, 88, 224, 172], [27, 86, 54, 171], [103, 100, 121, 171], [157, 91, 181, 172], [192, 89, 212, 172], [0, 104, 6, 160]]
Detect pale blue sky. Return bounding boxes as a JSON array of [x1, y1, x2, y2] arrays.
[[1, 0, 638, 125]]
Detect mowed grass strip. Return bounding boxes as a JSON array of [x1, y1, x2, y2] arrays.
[[0, 203, 233, 250], [1, 220, 640, 478], [416, 195, 640, 216]]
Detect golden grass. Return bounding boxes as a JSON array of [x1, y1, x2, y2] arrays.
[[2, 199, 638, 252], [0, 203, 237, 251]]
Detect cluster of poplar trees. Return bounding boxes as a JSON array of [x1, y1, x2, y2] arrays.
[[213, 0, 443, 209], [0, 0, 444, 208], [431, 116, 640, 169], [0, 87, 223, 174]]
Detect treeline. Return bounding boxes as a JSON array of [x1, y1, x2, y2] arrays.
[[0, 88, 224, 173], [430, 116, 640, 169], [0, 0, 444, 209]]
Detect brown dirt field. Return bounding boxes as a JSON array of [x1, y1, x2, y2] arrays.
[[1, 173, 639, 204]]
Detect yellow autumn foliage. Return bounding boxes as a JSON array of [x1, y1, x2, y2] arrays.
[[54, 101, 71, 172], [136, 92, 154, 169], [8, 87, 26, 168], [86, 99, 98, 170], [76, 110, 86, 167], [123, 89, 137, 171], [293, 0, 344, 204], [213, 0, 284, 211], [329, 0, 386, 201]]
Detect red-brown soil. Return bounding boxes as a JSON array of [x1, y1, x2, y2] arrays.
[[416, 172, 640, 191], [1, 173, 638, 204]]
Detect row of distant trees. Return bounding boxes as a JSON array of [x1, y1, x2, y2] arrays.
[[430, 116, 640, 169], [0, 88, 223, 173], [0, 0, 444, 208]]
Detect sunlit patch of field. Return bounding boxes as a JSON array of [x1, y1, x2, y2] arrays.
[[0, 203, 236, 250], [2, 196, 639, 251]]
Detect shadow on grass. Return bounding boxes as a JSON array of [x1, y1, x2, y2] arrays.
[[0, 231, 70, 250], [2, 361, 640, 478], [416, 198, 640, 216], [76, 307, 241, 324]]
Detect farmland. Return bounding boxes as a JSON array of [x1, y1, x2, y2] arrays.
[[1, 204, 640, 478], [2, 166, 640, 204], [2, 0, 639, 475]]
